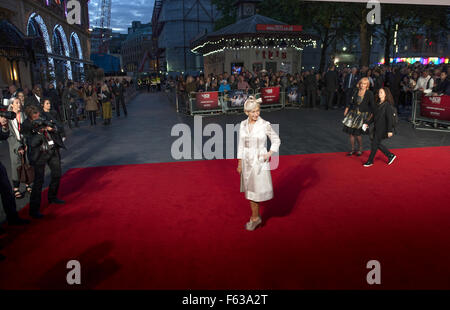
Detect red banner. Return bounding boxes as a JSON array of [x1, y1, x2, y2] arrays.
[[261, 87, 280, 105], [196, 92, 219, 110], [256, 24, 303, 32], [420, 95, 450, 121]]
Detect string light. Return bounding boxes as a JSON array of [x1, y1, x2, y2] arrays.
[[54, 24, 73, 80], [192, 36, 315, 55], [28, 13, 56, 83], [70, 32, 85, 81]]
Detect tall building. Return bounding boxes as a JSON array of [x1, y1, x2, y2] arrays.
[[90, 27, 125, 74], [0, 0, 91, 88], [121, 21, 152, 73], [151, 0, 220, 74], [90, 27, 112, 54]]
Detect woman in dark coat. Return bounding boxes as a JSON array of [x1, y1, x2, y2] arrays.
[[362, 87, 397, 167], [342, 77, 375, 156]]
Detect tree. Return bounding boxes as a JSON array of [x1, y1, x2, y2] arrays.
[[210, 0, 236, 30]]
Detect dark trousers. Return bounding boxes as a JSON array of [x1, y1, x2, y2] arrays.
[[367, 135, 393, 163], [306, 88, 316, 108], [65, 104, 78, 128], [88, 111, 97, 125], [0, 162, 20, 222], [325, 90, 336, 109], [29, 150, 61, 215], [115, 96, 127, 116]]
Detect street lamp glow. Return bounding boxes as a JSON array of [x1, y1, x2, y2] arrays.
[[342, 47, 347, 51]]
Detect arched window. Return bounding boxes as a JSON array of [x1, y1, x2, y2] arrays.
[[70, 32, 84, 82], [52, 25, 73, 83], [27, 13, 55, 86]]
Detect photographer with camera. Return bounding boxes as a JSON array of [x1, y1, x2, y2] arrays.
[[41, 98, 66, 140], [62, 82, 79, 128], [21, 105, 66, 219]]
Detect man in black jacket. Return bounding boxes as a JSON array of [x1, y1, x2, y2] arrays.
[[304, 70, 317, 108], [324, 65, 338, 110], [433, 71, 450, 95], [113, 79, 127, 117], [24, 85, 43, 108], [343, 67, 359, 107], [21, 105, 66, 219]]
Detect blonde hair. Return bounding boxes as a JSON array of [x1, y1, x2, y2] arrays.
[[7, 97, 20, 112], [244, 96, 262, 113], [357, 77, 370, 90]]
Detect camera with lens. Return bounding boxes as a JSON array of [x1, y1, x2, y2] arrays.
[[31, 118, 57, 132], [0, 110, 16, 120]]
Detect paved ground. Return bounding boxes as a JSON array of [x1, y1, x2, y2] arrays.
[[1, 91, 449, 221]]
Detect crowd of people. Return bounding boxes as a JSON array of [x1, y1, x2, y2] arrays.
[[0, 78, 133, 260], [2, 79, 131, 128], [175, 62, 450, 113]]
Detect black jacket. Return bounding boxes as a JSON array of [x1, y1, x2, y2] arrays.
[[24, 95, 41, 109], [1, 127, 8, 141], [344, 73, 360, 91], [21, 118, 65, 165], [346, 89, 375, 114], [367, 101, 394, 140], [324, 70, 338, 91], [304, 74, 317, 90], [433, 78, 450, 95], [112, 83, 125, 97], [41, 110, 66, 139]]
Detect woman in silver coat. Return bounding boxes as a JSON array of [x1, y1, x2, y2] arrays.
[[237, 96, 281, 231], [7, 97, 31, 198]]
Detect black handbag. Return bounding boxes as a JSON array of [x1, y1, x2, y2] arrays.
[[17, 153, 34, 184]]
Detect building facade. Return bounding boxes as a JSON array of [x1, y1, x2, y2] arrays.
[[121, 21, 152, 73], [152, 0, 220, 75], [191, 2, 317, 76], [0, 0, 91, 89]]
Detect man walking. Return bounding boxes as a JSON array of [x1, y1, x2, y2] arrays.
[[343, 67, 359, 107], [62, 82, 79, 128], [324, 65, 338, 110], [113, 79, 127, 117]]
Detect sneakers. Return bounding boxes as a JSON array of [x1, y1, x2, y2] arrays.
[[245, 217, 262, 231], [388, 154, 397, 165], [363, 161, 373, 167]]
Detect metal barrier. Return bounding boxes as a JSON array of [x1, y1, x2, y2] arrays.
[[411, 91, 450, 132], [181, 89, 288, 116]]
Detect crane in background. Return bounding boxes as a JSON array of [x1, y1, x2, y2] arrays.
[[97, 0, 112, 53]]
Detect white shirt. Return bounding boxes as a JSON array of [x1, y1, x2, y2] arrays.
[[35, 94, 41, 102], [414, 76, 434, 94]]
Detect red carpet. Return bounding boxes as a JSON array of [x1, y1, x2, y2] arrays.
[[1, 146, 450, 290]]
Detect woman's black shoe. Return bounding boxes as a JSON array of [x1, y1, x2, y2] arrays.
[[357, 151, 363, 156], [347, 151, 355, 156]]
